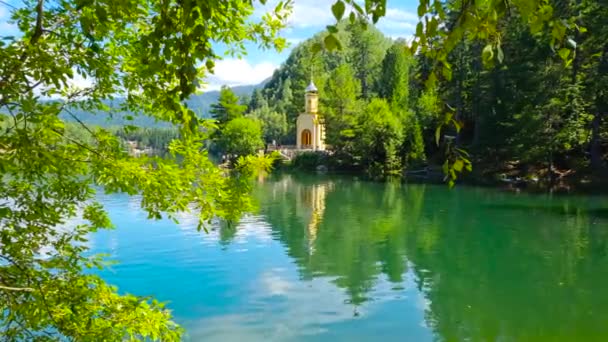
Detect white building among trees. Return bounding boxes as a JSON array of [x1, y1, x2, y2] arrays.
[[296, 80, 325, 151]]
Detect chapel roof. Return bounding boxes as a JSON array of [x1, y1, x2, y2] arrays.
[[305, 80, 318, 93]]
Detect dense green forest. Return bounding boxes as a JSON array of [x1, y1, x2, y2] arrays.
[[52, 0, 608, 185], [42, 0, 608, 186], [231, 4, 607, 186], [1, 0, 606, 339]]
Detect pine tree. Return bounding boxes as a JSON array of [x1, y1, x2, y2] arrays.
[[248, 88, 268, 112], [379, 40, 413, 113], [210, 86, 247, 127], [323, 64, 362, 151]]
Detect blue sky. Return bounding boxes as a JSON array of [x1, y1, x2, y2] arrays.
[[0, 0, 419, 90]]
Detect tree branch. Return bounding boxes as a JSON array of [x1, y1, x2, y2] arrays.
[[63, 107, 97, 138], [51, 128, 104, 158], [30, 0, 45, 44], [0, 0, 45, 105], [0, 284, 35, 292]]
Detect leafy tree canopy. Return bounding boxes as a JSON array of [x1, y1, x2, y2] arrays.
[[1, 0, 606, 340], [0, 0, 290, 340], [219, 117, 265, 158]]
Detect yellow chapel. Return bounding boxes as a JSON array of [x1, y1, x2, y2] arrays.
[[296, 80, 326, 150]]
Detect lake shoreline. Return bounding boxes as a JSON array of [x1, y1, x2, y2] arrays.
[[278, 161, 608, 196]]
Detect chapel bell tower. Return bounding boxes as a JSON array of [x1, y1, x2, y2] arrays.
[[296, 79, 325, 150]]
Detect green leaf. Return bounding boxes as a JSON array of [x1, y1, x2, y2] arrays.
[[349, 11, 356, 23], [205, 59, 215, 71], [428, 17, 438, 37], [452, 119, 461, 132], [441, 64, 452, 80], [372, 11, 380, 23], [417, 2, 426, 17], [558, 48, 570, 61], [453, 159, 463, 172], [327, 25, 338, 34], [410, 40, 418, 54], [496, 45, 504, 63], [324, 34, 341, 51], [95, 5, 108, 23], [482, 44, 494, 65], [435, 125, 442, 146], [434, 0, 445, 18], [416, 22, 423, 37], [425, 71, 437, 88], [551, 23, 567, 41], [456, 148, 470, 157], [331, 1, 346, 21]]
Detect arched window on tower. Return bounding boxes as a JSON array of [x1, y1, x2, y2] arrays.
[[301, 129, 312, 148]]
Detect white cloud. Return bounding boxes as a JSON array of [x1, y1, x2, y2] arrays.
[[377, 8, 418, 32], [286, 37, 304, 46], [288, 0, 335, 28], [184, 268, 424, 341], [255, 0, 335, 28], [385, 8, 419, 22], [261, 271, 291, 296], [0, 4, 8, 18], [44, 70, 94, 99], [254, 2, 418, 34], [204, 58, 277, 91], [69, 71, 94, 89]]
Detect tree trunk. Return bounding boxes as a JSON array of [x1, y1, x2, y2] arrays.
[[472, 44, 483, 147], [455, 44, 465, 146], [590, 111, 604, 170], [590, 44, 607, 172]]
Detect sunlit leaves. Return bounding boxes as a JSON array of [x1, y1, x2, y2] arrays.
[[496, 45, 504, 64], [332, 0, 346, 21], [558, 48, 571, 61], [417, 1, 427, 17], [324, 33, 342, 51], [322, 0, 582, 185], [482, 44, 494, 67], [0, 0, 289, 339]]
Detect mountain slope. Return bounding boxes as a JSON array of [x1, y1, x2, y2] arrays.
[[61, 83, 265, 128]]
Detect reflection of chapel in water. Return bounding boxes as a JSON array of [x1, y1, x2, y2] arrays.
[[293, 179, 333, 253]]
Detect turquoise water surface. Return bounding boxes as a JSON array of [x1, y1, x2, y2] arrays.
[[91, 173, 608, 341]]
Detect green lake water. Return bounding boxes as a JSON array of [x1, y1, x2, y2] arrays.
[[91, 173, 608, 341]]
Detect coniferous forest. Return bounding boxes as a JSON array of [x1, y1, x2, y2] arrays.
[[211, 4, 608, 187]]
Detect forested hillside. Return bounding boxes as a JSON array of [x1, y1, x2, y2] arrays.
[[61, 83, 260, 127], [246, 5, 607, 185]]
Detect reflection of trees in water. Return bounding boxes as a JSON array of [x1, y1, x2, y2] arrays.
[[256, 174, 608, 341], [405, 193, 608, 341], [258, 174, 425, 306]]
